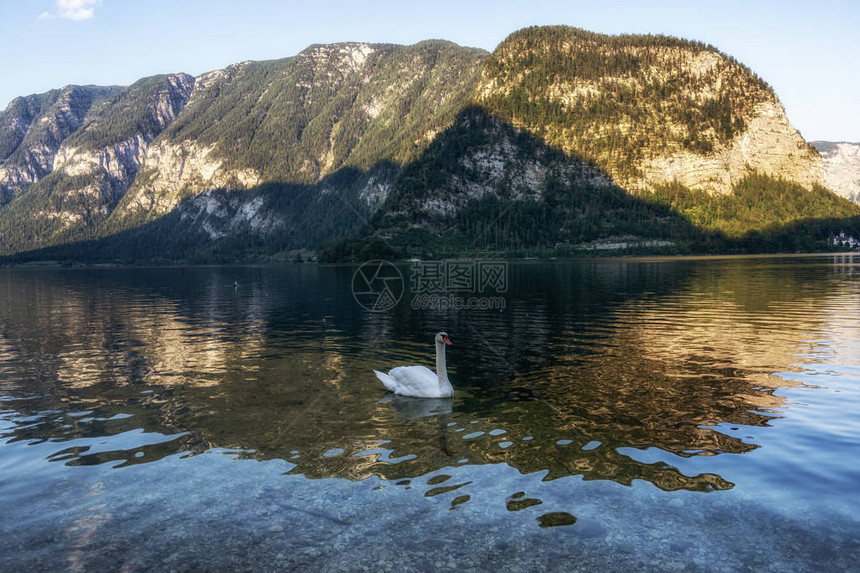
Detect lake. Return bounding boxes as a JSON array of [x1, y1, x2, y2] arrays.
[[1, 256, 859, 571]]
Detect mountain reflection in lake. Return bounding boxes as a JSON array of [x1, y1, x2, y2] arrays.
[[2, 256, 859, 571]]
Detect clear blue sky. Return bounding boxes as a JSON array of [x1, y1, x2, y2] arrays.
[[1, 0, 857, 141]]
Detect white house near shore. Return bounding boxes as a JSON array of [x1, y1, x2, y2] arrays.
[[832, 232, 860, 249]]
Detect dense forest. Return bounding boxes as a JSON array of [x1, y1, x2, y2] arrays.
[[67, 74, 193, 151], [151, 41, 487, 184], [477, 26, 776, 182]]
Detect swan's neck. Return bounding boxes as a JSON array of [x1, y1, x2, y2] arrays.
[[435, 342, 449, 386]]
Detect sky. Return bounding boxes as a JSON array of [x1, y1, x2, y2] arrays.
[[0, 0, 857, 142]]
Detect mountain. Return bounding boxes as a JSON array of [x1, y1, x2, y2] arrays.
[[0, 84, 123, 202], [0, 74, 194, 253], [0, 26, 857, 263], [0, 41, 487, 259], [811, 141, 860, 204], [368, 27, 856, 258], [114, 41, 487, 222], [476, 26, 823, 195]]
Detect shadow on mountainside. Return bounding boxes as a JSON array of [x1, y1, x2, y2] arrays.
[[0, 161, 400, 264], [2, 107, 859, 265]]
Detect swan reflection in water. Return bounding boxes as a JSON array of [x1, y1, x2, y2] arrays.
[[380, 394, 455, 457], [380, 395, 453, 420]]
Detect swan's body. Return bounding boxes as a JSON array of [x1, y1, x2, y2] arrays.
[[375, 332, 453, 398]]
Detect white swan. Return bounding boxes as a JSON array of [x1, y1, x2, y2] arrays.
[[374, 332, 454, 398]]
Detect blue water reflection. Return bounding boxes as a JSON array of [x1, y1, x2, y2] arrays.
[[1, 256, 859, 571]]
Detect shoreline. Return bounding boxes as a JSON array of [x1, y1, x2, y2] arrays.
[[2, 250, 859, 271]]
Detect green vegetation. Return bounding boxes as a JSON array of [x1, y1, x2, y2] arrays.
[[317, 238, 398, 262], [0, 168, 116, 256], [649, 173, 859, 237], [0, 93, 51, 161], [1, 86, 122, 158], [1, 29, 857, 265], [67, 75, 189, 151], [0, 84, 121, 210], [160, 41, 486, 184], [646, 174, 860, 252], [478, 26, 773, 180]]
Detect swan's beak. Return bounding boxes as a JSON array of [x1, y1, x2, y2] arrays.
[[443, 336, 452, 346]]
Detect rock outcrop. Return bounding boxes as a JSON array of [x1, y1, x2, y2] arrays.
[[382, 109, 615, 221], [113, 41, 486, 222], [52, 73, 195, 205], [812, 141, 860, 204], [0, 85, 122, 201], [117, 140, 262, 216], [641, 101, 822, 194], [476, 26, 824, 196]]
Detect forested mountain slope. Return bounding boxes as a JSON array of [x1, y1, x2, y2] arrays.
[[1, 27, 856, 263]]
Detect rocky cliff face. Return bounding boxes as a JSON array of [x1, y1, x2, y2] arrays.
[[117, 140, 262, 216], [113, 41, 486, 222], [114, 63, 259, 219], [476, 26, 823, 196], [0, 75, 193, 212], [0, 85, 122, 202], [0, 75, 195, 253], [641, 101, 822, 194], [382, 109, 614, 221], [812, 141, 860, 204], [52, 73, 195, 204]]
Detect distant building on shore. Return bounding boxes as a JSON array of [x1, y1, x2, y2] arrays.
[[832, 232, 860, 249]]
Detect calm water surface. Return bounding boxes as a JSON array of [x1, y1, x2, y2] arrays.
[[1, 256, 859, 571]]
